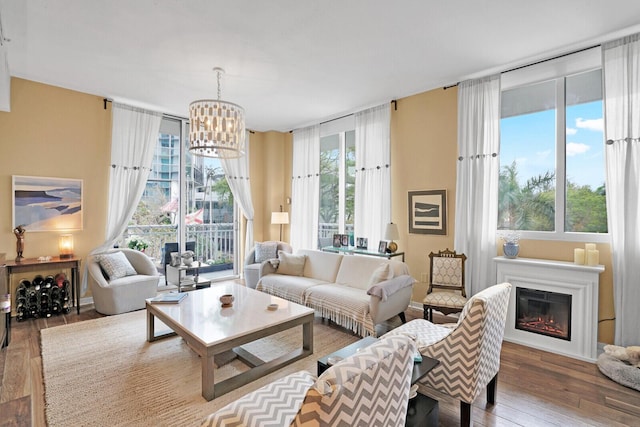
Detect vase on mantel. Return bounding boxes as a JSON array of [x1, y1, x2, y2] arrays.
[[503, 242, 520, 259]]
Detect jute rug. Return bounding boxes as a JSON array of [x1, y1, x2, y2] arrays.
[[40, 310, 359, 426]]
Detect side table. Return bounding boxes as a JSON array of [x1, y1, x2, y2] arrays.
[[317, 336, 439, 426], [166, 261, 211, 292]]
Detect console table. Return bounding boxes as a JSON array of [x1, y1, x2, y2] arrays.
[[4, 257, 81, 315], [321, 246, 405, 262]]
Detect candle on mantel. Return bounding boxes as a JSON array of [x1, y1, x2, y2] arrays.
[[586, 249, 600, 266], [585, 243, 596, 252], [574, 248, 585, 265]]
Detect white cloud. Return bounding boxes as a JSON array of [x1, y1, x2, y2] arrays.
[[536, 150, 551, 159], [566, 127, 577, 135], [576, 117, 603, 132], [566, 142, 590, 157]]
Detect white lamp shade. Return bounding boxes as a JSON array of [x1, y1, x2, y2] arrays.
[[271, 212, 289, 225], [384, 223, 399, 240]]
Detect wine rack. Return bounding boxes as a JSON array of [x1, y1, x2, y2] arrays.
[[15, 274, 71, 321]]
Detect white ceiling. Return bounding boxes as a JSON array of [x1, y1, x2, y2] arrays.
[[2, 0, 640, 132]]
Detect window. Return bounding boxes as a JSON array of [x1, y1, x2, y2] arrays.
[[499, 54, 607, 240], [318, 130, 355, 246]]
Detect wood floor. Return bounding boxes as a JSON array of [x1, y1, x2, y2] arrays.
[[1, 295, 639, 426]]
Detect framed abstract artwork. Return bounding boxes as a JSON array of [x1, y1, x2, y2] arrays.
[[408, 189, 447, 235], [12, 175, 83, 231]]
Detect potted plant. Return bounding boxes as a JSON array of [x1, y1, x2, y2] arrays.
[[127, 237, 149, 252]]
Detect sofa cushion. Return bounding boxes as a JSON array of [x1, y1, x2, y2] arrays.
[[97, 251, 137, 281], [367, 263, 393, 287], [297, 249, 343, 283], [258, 274, 329, 305], [277, 251, 306, 276], [254, 241, 278, 263], [304, 284, 374, 336], [335, 256, 399, 290]]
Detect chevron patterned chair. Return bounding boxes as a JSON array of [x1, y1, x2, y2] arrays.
[[201, 334, 417, 427], [385, 282, 512, 427]]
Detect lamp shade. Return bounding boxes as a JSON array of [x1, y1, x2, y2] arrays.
[[271, 212, 289, 225], [384, 223, 399, 240], [59, 234, 74, 259]]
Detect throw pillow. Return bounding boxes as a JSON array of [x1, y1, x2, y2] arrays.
[[277, 251, 306, 276], [97, 251, 137, 281], [255, 241, 278, 263], [367, 263, 393, 287]]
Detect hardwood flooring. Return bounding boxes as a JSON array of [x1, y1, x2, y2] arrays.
[[1, 290, 638, 426]]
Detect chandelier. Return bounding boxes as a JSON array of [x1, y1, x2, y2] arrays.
[[189, 67, 245, 158]]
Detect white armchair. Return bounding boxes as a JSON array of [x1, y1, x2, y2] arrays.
[[243, 241, 292, 289], [88, 248, 159, 315]]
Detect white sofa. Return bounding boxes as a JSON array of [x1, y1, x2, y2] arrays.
[[256, 249, 414, 337]]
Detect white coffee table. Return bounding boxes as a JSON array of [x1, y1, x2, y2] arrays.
[[146, 283, 314, 401]]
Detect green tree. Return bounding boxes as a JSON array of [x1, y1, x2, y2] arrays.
[[498, 161, 607, 233]]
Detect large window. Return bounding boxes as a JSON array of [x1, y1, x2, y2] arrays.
[[318, 130, 355, 247], [124, 117, 238, 278], [499, 62, 607, 239]]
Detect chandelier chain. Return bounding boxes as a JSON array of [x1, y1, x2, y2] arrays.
[[216, 70, 221, 100]]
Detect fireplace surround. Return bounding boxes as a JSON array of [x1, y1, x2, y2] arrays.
[[495, 257, 604, 362]]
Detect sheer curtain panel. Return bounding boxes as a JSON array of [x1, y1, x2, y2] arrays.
[[221, 131, 255, 263], [603, 33, 640, 346], [454, 75, 501, 296], [291, 125, 320, 250], [354, 104, 391, 247], [83, 104, 162, 293]]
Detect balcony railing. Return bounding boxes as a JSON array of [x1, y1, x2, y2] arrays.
[[123, 224, 235, 268]]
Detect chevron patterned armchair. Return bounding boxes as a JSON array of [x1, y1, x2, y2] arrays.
[[202, 334, 416, 427], [385, 282, 511, 427]]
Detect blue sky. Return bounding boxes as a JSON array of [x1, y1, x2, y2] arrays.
[[500, 100, 604, 190]]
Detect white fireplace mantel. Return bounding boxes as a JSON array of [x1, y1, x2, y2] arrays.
[[494, 256, 604, 362]]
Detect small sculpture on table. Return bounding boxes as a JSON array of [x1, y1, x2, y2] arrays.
[[13, 225, 26, 262]]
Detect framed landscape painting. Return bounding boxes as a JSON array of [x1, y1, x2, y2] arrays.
[[408, 189, 447, 235], [12, 175, 83, 231]]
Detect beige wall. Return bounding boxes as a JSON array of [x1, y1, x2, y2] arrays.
[[249, 131, 292, 243], [0, 78, 111, 297], [390, 88, 458, 303]]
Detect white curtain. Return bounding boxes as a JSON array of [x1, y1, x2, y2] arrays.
[[291, 125, 320, 250], [602, 33, 640, 347], [354, 104, 391, 247], [454, 75, 501, 296], [83, 103, 162, 292], [221, 131, 255, 264]]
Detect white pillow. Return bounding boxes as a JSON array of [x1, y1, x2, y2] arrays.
[[367, 263, 393, 287], [277, 251, 306, 276], [254, 241, 278, 263], [97, 251, 137, 281]]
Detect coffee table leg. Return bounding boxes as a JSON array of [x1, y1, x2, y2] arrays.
[[146, 310, 155, 342], [202, 354, 216, 401], [303, 317, 313, 353]]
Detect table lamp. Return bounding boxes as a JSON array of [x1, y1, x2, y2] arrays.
[[384, 223, 399, 253]]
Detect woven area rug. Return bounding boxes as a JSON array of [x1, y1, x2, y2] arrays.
[[40, 310, 359, 426]]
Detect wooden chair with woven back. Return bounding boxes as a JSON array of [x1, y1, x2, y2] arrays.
[[422, 248, 467, 321]]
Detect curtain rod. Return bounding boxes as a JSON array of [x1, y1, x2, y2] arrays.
[[443, 43, 601, 90], [290, 100, 397, 133]]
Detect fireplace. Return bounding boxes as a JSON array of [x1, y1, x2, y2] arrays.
[[516, 288, 571, 341], [495, 257, 603, 362]]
